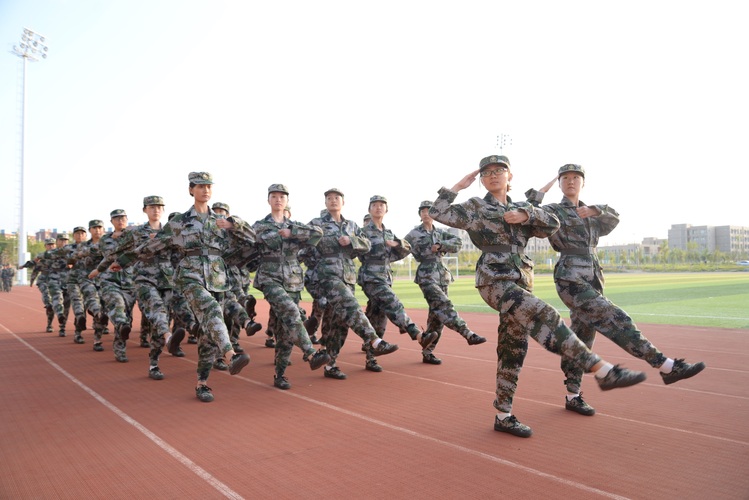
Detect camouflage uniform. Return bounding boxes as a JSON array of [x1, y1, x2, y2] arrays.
[[30, 244, 55, 333], [405, 208, 478, 357], [96, 223, 136, 362], [309, 206, 383, 374], [30, 248, 54, 330], [253, 203, 324, 382], [297, 210, 329, 345], [45, 236, 72, 335], [74, 231, 110, 350], [65, 230, 89, 342], [358, 212, 419, 368], [119, 201, 256, 387], [1, 265, 14, 291], [114, 205, 177, 375], [430, 183, 604, 415], [526, 178, 666, 394]]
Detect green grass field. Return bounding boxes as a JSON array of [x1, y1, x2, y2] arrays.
[[300, 272, 749, 330]]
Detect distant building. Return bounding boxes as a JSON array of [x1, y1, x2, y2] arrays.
[[668, 223, 749, 254], [34, 229, 56, 242]]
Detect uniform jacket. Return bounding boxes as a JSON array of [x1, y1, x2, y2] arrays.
[[404, 223, 461, 286], [358, 221, 411, 286], [252, 214, 322, 293], [119, 206, 255, 293], [526, 189, 619, 288], [429, 187, 559, 291], [308, 213, 370, 285]]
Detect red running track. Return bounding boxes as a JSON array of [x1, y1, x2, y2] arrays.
[[1, 286, 747, 499]]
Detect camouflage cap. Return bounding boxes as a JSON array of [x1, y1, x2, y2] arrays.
[[73, 226, 87, 233], [418, 200, 433, 212], [188, 171, 213, 185], [57, 233, 70, 240], [479, 155, 511, 171], [369, 195, 387, 204], [88, 219, 104, 229], [363, 214, 372, 223], [110, 209, 127, 218], [558, 163, 585, 179], [212, 202, 230, 213], [143, 195, 165, 206], [268, 183, 289, 195], [44, 238, 56, 245], [324, 187, 344, 198]]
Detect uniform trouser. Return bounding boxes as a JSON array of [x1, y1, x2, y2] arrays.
[[361, 281, 415, 337], [171, 290, 197, 334], [418, 281, 472, 352], [47, 279, 70, 325], [136, 283, 173, 366], [477, 280, 603, 414], [261, 283, 315, 377], [181, 283, 231, 383], [319, 279, 377, 366], [556, 278, 666, 393], [38, 281, 51, 308], [80, 279, 108, 343], [302, 280, 325, 337], [67, 282, 86, 323], [100, 282, 135, 358], [268, 303, 308, 347], [224, 289, 249, 346]]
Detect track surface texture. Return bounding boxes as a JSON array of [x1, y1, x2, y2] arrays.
[[1, 286, 746, 499]]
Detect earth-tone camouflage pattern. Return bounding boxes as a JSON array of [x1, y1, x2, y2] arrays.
[[527, 190, 667, 392], [72, 238, 109, 340], [114, 222, 177, 366], [358, 220, 417, 343], [298, 245, 325, 337], [43, 245, 71, 327], [253, 213, 323, 376], [1, 265, 15, 291], [308, 212, 378, 367], [430, 187, 604, 413], [121, 205, 256, 382], [404, 222, 472, 351], [64, 241, 87, 329], [97, 231, 136, 358]]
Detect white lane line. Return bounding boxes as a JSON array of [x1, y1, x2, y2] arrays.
[[1, 325, 244, 500]]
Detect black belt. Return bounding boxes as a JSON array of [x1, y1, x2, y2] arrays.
[[480, 244, 525, 254], [320, 252, 344, 258], [364, 259, 388, 265], [184, 248, 221, 257], [560, 247, 596, 255], [143, 256, 170, 264], [261, 256, 287, 263]]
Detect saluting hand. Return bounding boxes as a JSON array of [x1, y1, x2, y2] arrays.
[[451, 169, 480, 192], [338, 235, 351, 247], [216, 218, 234, 230], [279, 229, 291, 238], [539, 175, 558, 194]]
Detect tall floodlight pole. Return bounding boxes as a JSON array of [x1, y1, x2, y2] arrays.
[[11, 28, 48, 285], [496, 133, 512, 154]]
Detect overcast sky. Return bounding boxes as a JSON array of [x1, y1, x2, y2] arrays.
[[1, 0, 747, 248]]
